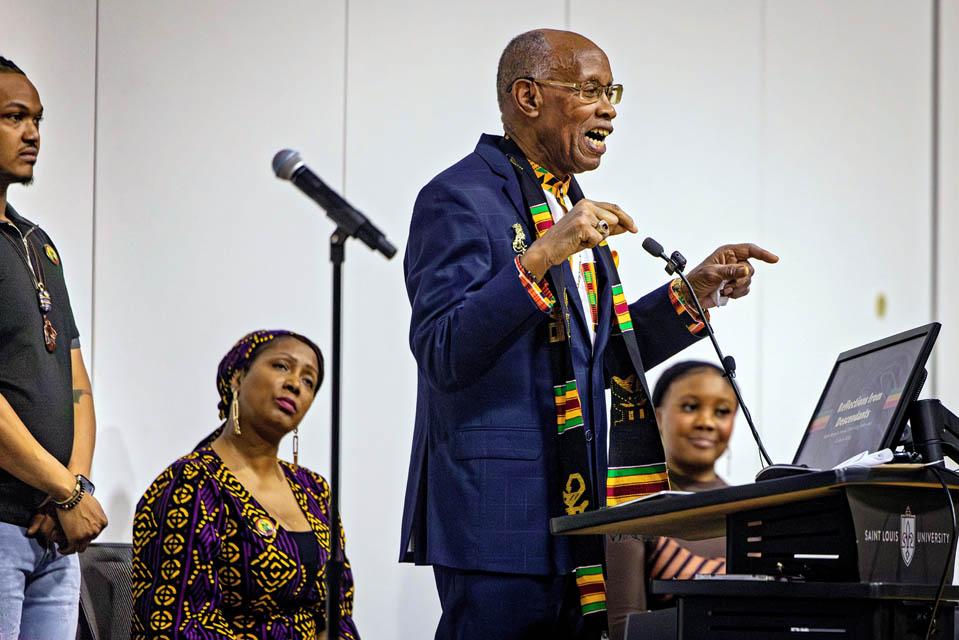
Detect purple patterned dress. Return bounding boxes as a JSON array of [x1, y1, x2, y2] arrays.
[[131, 447, 359, 639]]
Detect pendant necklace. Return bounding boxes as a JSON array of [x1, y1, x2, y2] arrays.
[[0, 223, 57, 352]]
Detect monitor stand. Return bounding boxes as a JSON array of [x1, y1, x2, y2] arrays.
[[754, 463, 818, 482], [907, 399, 959, 465]]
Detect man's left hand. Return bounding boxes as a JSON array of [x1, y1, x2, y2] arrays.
[[686, 243, 779, 310]]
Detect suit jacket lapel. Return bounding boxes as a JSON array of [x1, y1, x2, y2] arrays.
[[475, 134, 532, 240], [592, 246, 615, 360], [476, 135, 593, 342]]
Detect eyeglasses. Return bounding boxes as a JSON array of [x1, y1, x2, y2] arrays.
[[521, 78, 624, 105]]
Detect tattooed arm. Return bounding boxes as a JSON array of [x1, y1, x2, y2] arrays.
[[0, 368, 105, 551], [27, 348, 108, 552], [68, 347, 95, 478]]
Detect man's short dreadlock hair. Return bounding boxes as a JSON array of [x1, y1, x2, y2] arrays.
[[0, 57, 26, 75]]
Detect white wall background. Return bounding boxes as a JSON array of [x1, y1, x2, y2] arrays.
[[3, 1, 957, 637], [939, 0, 959, 408], [3, 1, 96, 341]]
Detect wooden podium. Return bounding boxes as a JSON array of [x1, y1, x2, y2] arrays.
[[551, 466, 959, 639]]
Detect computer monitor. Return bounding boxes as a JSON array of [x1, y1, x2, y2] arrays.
[[792, 322, 940, 470]]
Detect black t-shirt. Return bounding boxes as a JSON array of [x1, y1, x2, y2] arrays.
[[0, 204, 80, 526]]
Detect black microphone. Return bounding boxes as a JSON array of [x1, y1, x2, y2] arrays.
[[273, 149, 396, 259], [642, 236, 774, 467], [722, 355, 737, 376], [641, 237, 666, 260]]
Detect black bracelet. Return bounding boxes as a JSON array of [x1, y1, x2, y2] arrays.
[[53, 476, 85, 511]]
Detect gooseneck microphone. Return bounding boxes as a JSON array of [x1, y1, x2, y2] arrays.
[[273, 149, 396, 259], [642, 237, 774, 467]]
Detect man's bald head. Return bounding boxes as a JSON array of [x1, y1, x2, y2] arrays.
[[496, 30, 550, 112], [496, 29, 616, 177], [496, 29, 603, 113]]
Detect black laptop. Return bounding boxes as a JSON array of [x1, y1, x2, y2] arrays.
[[756, 322, 940, 480]]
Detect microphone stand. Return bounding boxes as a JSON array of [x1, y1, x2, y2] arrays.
[[327, 228, 346, 639], [272, 151, 395, 637], [326, 223, 394, 638], [646, 241, 774, 467]]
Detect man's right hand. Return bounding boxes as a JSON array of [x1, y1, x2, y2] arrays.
[[520, 199, 637, 281], [25, 511, 59, 549], [55, 493, 108, 554]]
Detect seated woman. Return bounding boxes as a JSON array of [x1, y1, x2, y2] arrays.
[[131, 330, 359, 639], [606, 360, 736, 638]]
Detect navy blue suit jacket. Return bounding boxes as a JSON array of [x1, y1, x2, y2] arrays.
[[400, 134, 700, 576]]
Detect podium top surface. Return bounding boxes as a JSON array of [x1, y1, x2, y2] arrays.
[[550, 465, 957, 540]]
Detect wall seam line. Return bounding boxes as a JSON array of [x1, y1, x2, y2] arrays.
[[90, 0, 100, 380], [755, 0, 767, 468], [342, 0, 349, 194], [931, 0, 940, 398]]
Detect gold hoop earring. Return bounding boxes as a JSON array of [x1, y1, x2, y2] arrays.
[[230, 392, 241, 436], [292, 426, 299, 467]]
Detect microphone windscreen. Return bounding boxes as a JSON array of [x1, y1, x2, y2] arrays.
[[272, 149, 302, 180], [642, 237, 664, 257], [723, 355, 737, 374]]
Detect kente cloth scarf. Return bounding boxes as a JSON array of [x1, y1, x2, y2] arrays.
[[500, 137, 669, 635], [528, 160, 602, 333]]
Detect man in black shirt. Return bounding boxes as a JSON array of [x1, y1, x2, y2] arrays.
[[0, 56, 108, 640]]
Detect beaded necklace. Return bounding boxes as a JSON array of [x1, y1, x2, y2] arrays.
[[0, 218, 57, 352]]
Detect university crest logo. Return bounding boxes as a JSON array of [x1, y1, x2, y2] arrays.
[[900, 506, 916, 567]]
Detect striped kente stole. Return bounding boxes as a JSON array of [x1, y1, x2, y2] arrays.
[[528, 160, 601, 331], [500, 136, 669, 638]]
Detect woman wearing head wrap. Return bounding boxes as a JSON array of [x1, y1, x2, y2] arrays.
[[605, 360, 736, 639], [131, 330, 359, 640]]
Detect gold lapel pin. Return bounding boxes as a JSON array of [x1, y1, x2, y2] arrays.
[[511, 224, 528, 255]]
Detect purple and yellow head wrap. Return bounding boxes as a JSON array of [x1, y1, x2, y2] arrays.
[[216, 329, 324, 419]]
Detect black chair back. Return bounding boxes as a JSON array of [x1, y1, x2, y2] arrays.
[[75, 543, 133, 640]]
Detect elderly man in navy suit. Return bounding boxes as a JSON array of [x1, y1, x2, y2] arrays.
[[401, 28, 777, 639]]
